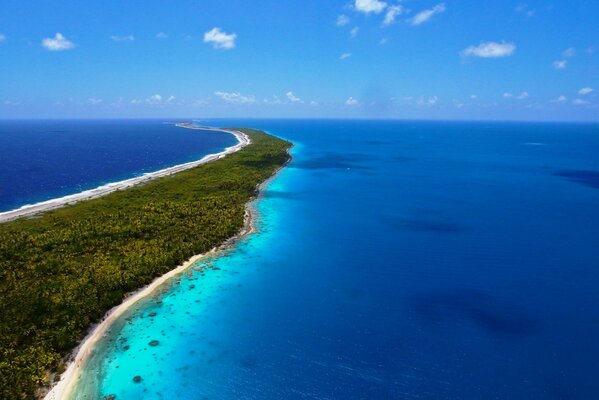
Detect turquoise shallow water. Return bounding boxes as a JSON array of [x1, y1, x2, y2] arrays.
[[71, 120, 599, 399]]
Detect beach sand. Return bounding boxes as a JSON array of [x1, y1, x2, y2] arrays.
[[0, 125, 250, 224], [41, 126, 254, 400], [42, 139, 292, 400], [43, 202, 257, 400]]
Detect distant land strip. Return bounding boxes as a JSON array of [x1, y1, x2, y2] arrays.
[[0, 125, 250, 223], [0, 129, 292, 399]]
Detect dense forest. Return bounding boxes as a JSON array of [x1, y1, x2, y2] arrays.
[[0, 129, 292, 399]]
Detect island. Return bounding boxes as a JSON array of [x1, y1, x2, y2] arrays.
[[0, 128, 292, 399]]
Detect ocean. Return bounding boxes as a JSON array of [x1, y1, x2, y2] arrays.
[[0, 120, 237, 213], [7, 119, 599, 399]]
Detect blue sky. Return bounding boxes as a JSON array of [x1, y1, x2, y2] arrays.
[[0, 0, 598, 120]]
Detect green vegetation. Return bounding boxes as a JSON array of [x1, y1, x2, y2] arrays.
[[0, 129, 292, 399]]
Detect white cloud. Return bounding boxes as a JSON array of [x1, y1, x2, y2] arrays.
[[354, 0, 387, 14], [310, 100, 319, 106], [562, 47, 576, 58], [410, 3, 446, 26], [340, 52, 352, 60], [350, 27, 360, 38], [215, 91, 256, 104], [110, 35, 135, 42], [87, 98, 103, 105], [578, 87, 594, 95], [379, 38, 388, 45], [131, 99, 143, 105], [504, 92, 528, 100], [263, 96, 283, 105], [587, 46, 596, 55], [3, 100, 21, 106], [461, 41, 516, 58], [336, 14, 350, 26], [0, 33, 5, 42], [147, 94, 162, 103], [428, 96, 438, 106], [515, 4, 535, 17], [470, 95, 478, 99], [383, 5, 404, 26], [552, 60, 567, 70], [204, 28, 237, 50], [345, 97, 359, 105], [166, 95, 176, 103], [41, 33, 75, 51], [553, 95, 567, 103], [573, 98, 590, 105], [286, 91, 302, 103], [156, 32, 168, 39]]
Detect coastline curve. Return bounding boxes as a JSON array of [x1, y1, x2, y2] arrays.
[[41, 130, 291, 400], [0, 124, 250, 224]]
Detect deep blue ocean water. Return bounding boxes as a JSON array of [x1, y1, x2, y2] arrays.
[[0, 120, 237, 212], [8, 120, 598, 399]]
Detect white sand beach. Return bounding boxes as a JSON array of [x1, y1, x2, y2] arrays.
[[0, 125, 250, 224]]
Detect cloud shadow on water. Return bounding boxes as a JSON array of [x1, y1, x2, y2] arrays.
[[553, 170, 599, 189], [412, 289, 539, 336], [292, 152, 375, 170]]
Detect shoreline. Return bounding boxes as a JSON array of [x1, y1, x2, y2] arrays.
[[0, 124, 250, 224], [42, 137, 292, 400], [43, 203, 258, 400]]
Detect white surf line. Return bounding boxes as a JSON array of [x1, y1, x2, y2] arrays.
[[0, 125, 250, 223], [44, 139, 292, 400]]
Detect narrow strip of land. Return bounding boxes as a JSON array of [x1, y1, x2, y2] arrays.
[[0, 129, 292, 400], [0, 126, 249, 223]]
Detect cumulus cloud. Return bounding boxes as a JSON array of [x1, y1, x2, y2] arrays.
[[87, 98, 103, 105], [573, 98, 590, 105], [383, 5, 404, 26], [156, 32, 168, 39], [263, 96, 283, 105], [578, 87, 594, 95], [204, 28, 237, 50], [215, 91, 256, 104], [553, 95, 567, 103], [336, 14, 350, 26], [552, 60, 567, 70], [355, 0, 387, 14], [504, 92, 528, 100], [41, 33, 75, 51], [350, 27, 360, 38], [286, 91, 302, 103], [461, 41, 516, 58], [340, 52, 352, 60], [110, 35, 135, 42], [562, 47, 576, 58], [147, 94, 162, 103], [410, 3, 446, 26], [515, 3, 535, 17], [345, 97, 359, 105]]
